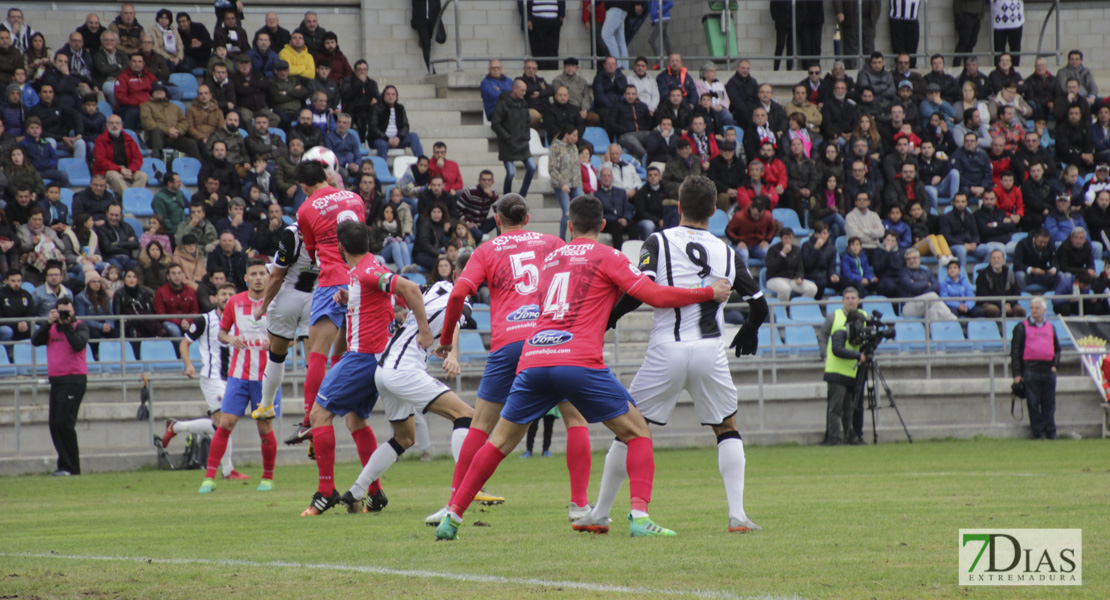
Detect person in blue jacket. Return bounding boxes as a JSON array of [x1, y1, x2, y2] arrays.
[[939, 259, 983, 317], [480, 59, 513, 120], [840, 236, 875, 295], [881, 204, 912, 249]]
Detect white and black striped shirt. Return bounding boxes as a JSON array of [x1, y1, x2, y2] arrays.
[[639, 226, 762, 346], [380, 281, 470, 372], [185, 309, 229, 380], [273, 223, 319, 294], [889, 0, 921, 21], [526, 0, 564, 20]]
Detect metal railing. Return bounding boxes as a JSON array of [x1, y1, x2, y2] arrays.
[[430, 0, 1063, 74]]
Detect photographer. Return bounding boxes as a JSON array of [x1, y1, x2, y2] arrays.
[[31, 297, 90, 476], [818, 288, 868, 445], [1010, 297, 1060, 440]]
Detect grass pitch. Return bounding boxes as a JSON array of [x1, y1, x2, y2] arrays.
[[1, 438, 1106, 599]]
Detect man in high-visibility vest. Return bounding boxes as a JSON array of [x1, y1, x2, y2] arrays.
[[1011, 297, 1060, 439], [820, 287, 868, 445]]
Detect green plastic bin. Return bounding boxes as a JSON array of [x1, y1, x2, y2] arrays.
[[702, 14, 738, 58]]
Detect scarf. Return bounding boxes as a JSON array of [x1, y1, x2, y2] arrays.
[[155, 23, 178, 55], [381, 219, 398, 235], [825, 189, 837, 209], [692, 132, 709, 157], [790, 129, 812, 157]]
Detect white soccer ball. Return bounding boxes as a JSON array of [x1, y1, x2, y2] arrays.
[[303, 146, 341, 187]]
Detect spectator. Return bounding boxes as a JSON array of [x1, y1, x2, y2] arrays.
[[1056, 104, 1095, 174], [801, 222, 839, 299], [231, 54, 276, 128], [113, 52, 155, 130], [28, 83, 82, 161], [1085, 163, 1110, 206], [623, 57, 659, 117], [989, 106, 1025, 154], [659, 138, 698, 198], [606, 86, 653, 160], [112, 267, 163, 355], [542, 126, 581, 240], [958, 57, 992, 100], [137, 239, 170, 289], [1086, 190, 1110, 247], [820, 80, 858, 146], [317, 32, 352, 83], [206, 44, 232, 76], [141, 82, 200, 159], [136, 35, 177, 98], [31, 295, 90, 476], [424, 141, 462, 197], [989, 81, 1033, 124], [953, 132, 992, 201], [369, 85, 422, 160], [149, 9, 184, 72], [1057, 165, 1085, 208], [595, 167, 632, 248], [917, 140, 959, 210], [736, 160, 779, 212], [413, 202, 450, 271], [656, 53, 697, 106], [246, 32, 279, 80], [633, 165, 666, 239], [1012, 228, 1059, 291], [644, 115, 680, 166], [601, 143, 643, 199], [882, 204, 912, 249], [376, 186, 414, 242], [707, 140, 745, 212], [308, 61, 340, 113], [289, 108, 324, 150], [845, 192, 885, 250], [4, 186, 38, 228], [175, 12, 212, 73], [656, 87, 692, 136], [898, 248, 957, 320], [153, 263, 197, 338], [726, 196, 774, 263], [839, 236, 875, 294], [202, 61, 235, 118], [953, 104, 991, 151], [1010, 297, 1060, 440], [96, 203, 139, 271], [765, 228, 818, 300], [175, 203, 217, 258], [251, 203, 284, 257], [17, 207, 64, 282], [939, 259, 983, 317], [42, 49, 94, 113], [725, 59, 759, 126], [172, 232, 206, 288], [592, 56, 627, 123], [519, 59, 552, 130], [198, 140, 241, 198], [770, 0, 796, 71], [213, 11, 250, 58], [78, 94, 106, 155], [491, 80, 534, 197], [149, 172, 187, 234], [579, 144, 598, 194], [883, 162, 927, 215], [295, 11, 328, 57], [185, 84, 224, 147], [417, 175, 454, 221], [551, 57, 598, 126], [206, 231, 245, 291], [809, 173, 848, 240], [255, 12, 291, 55], [977, 187, 1020, 245], [244, 115, 285, 165], [976, 248, 1026, 319], [193, 268, 224, 312], [682, 114, 719, 173], [76, 13, 105, 56], [33, 262, 72, 317], [19, 118, 69, 187], [784, 137, 818, 222], [919, 83, 957, 130], [835, 0, 881, 70], [545, 85, 586, 146], [138, 214, 171, 253], [479, 59, 513, 121], [786, 85, 822, 136], [0, 270, 33, 347], [1045, 194, 1087, 243], [871, 231, 904, 297], [214, 198, 254, 252], [856, 52, 895, 103], [1056, 50, 1098, 104], [1019, 162, 1053, 231], [367, 204, 413, 273], [109, 4, 144, 54], [71, 176, 116, 227], [0, 208, 20, 275]]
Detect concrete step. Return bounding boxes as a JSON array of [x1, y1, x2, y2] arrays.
[[391, 83, 438, 99], [403, 97, 482, 112]]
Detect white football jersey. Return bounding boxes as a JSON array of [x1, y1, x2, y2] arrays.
[[379, 280, 471, 372], [638, 226, 762, 346], [272, 223, 319, 294]]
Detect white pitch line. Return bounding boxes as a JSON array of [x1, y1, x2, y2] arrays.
[[0, 552, 809, 600]]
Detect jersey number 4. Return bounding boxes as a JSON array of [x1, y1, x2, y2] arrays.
[[510, 251, 539, 295], [542, 272, 570, 320]]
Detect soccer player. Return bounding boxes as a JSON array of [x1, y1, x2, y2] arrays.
[[162, 283, 248, 480], [250, 222, 316, 420], [287, 160, 367, 446], [341, 254, 476, 510], [575, 175, 768, 534], [301, 220, 432, 516], [434, 195, 732, 540], [427, 194, 592, 526], [198, 259, 281, 494]]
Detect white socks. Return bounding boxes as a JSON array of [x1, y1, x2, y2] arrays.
[[221, 436, 235, 477], [718, 437, 747, 521], [450, 427, 468, 462], [172, 418, 215, 435], [587, 439, 628, 520], [259, 355, 285, 410], [350, 442, 400, 499]]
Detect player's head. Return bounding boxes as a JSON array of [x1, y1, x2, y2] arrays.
[[494, 193, 530, 229], [677, 175, 717, 224], [336, 220, 370, 261], [245, 258, 269, 293], [568, 195, 604, 236], [454, 250, 471, 280], [216, 282, 237, 309], [294, 159, 329, 194]]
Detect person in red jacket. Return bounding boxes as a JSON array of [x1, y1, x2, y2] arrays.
[[154, 263, 199, 338], [994, 170, 1025, 219], [752, 139, 788, 197], [680, 114, 719, 171], [318, 33, 353, 84], [736, 160, 781, 212], [113, 52, 157, 130], [94, 114, 149, 197], [726, 195, 775, 263], [429, 141, 464, 196]]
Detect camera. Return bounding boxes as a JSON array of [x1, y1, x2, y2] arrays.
[[57, 309, 73, 321], [848, 310, 895, 355]]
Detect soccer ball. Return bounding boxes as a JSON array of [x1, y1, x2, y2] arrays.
[[303, 146, 341, 187]]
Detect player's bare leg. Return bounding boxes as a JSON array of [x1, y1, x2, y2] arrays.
[[558, 401, 592, 520]]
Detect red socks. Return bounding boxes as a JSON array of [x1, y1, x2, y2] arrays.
[[351, 426, 382, 495], [626, 437, 654, 514], [304, 352, 327, 425], [565, 426, 591, 507], [313, 425, 335, 494], [205, 427, 231, 479], [260, 430, 277, 480], [449, 442, 505, 517], [330, 354, 343, 368], [451, 428, 488, 495]]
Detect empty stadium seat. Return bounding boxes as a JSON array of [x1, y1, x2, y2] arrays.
[[0, 347, 19, 377], [141, 158, 166, 184], [141, 340, 181, 372], [1050, 317, 1073, 349], [771, 302, 790, 324], [930, 321, 973, 352], [861, 296, 897, 320], [12, 344, 47, 376], [269, 127, 287, 143], [369, 156, 397, 185], [894, 321, 926, 352], [756, 325, 778, 355], [170, 100, 188, 113], [392, 155, 418, 181], [169, 73, 198, 100], [708, 209, 728, 238], [122, 188, 154, 217], [469, 305, 491, 331], [124, 217, 145, 237], [173, 157, 202, 186], [783, 325, 820, 355], [97, 100, 113, 118], [123, 129, 148, 156], [58, 157, 91, 186], [59, 188, 74, 215], [788, 298, 825, 323], [458, 331, 488, 361], [96, 341, 137, 373], [771, 208, 811, 236], [582, 127, 610, 154], [967, 321, 1004, 351], [529, 129, 549, 157]]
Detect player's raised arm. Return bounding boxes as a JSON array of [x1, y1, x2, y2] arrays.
[[393, 276, 433, 349]]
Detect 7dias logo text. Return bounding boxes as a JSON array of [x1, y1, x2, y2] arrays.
[[959, 529, 1081, 586]]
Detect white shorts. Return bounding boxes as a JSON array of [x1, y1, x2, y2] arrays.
[[374, 367, 453, 422], [200, 377, 227, 414], [629, 339, 738, 426], [267, 288, 312, 340]]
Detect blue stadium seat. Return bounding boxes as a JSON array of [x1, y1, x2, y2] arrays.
[[861, 296, 897, 320], [122, 188, 154, 217], [1050, 317, 1073, 349], [97, 100, 113, 118], [83, 346, 102, 375], [124, 217, 145, 237], [783, 325, 820, 355], [930, 321, 973, 352], [621, 153, 647, 179], [0, 347, 18, 377], [59, 188, 74, 217], [469, 306, 491, 331], [458, 331, 488, 362], [141, 340, 181, 372], [368, 156, 397, 185], [12, 344, 48, 376], [173, 157, 202, 186], [590, 155, 602, 171], [708, 209, 728, 238], [141, 158, 166, 184], [97, 341, 137, 373], [756, 326, 778, 355], [401, 273, 426, 285], [188, 339, 202, 362], [1004, 319, 1024, 341], [967, 321, 1004, 351], [123, 129, 149, 156], [169, 73, 198, 100], [238, 128, 248, 138], [771, 208, 812, 236], [170, 99, 188, 113], [894, 322, 927, 352], [788, 298, 825, 323], [835, 235, 847, 257], [771, 302, 790, 324], [582, 127, 610, 154], [58, 158, 91, 186], [269, 127, 287, 143], [21, 282, 35, 295]]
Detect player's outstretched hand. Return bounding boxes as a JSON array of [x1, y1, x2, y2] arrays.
[[433, 343, 453, 359], [729, 325, 759, 357], [442, 355, 461, 380], [711, 279, 733, 303]]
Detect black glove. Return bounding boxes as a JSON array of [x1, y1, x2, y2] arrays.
[[730, 324, 759, 357]]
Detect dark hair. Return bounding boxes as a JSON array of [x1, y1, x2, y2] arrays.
[[217, 282, 238, 294], [780, 227, 795, 237], [56, 296, 74, 308], [859, 85, 874, 96], [294, 160, 328, 186], [676, 139, 691, 150], [156, 8, 173, 21], [496, 193, 529, 225], [568, 195, 603, 234], [323, 31, 338, 42], [1068, 49, 1083, 60], [847, 236, 861, 246], [931, 53, 943, 62], [433, 141, 446, 150], [1033, 227, 1050, 239], [870, 51, 884, 60], [811, 220, 829, 234], [176, 12, 191, 21], [336, 220, 369, 255], [162, 170, 177, 186], [478, 169, 494, 179], [556, 124, 577, 141], [455, 250, 472, 274], [246, 257, 269, 271], [677, 175, 717, 222], [646, 166, 660, 175]]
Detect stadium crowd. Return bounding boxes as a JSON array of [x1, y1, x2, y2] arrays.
[[1, 1, 1110, 362]]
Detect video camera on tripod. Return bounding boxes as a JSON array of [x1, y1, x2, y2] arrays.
[[847, 310, 895, 356], [846, 310, 912, 444]]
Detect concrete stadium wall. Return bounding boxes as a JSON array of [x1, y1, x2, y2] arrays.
[[20, 1, 1110, 82]]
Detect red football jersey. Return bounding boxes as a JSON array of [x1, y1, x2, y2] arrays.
[[517, 239, 650, 372], [295, 186, 366, 287], [346, 253, 398, 354], [455, 230, 564, 351], [219, 292, 269, 381]]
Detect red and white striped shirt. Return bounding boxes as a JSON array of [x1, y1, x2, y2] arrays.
[[347, 254, 398, 354], [219, 292, 269, 380]]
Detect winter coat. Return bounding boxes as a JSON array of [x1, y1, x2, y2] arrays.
[[548, 139, 581, 189], [114, 68, 156, 108], [976, 265, 1019, 308], [172, 246, 207, 285], [140, 97, 187, 135], [975, 205, 1018, 245], [939, 271, 976, 311], [802, 237, 837, 287], [765, 241, 805, 280], [490, 93, 531, 162], [93, 130, 143, 175], [185, 99, 225, 142], [840, 251, 874, 287]]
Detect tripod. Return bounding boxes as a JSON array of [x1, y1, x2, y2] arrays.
[[853, 354, 913, 444]]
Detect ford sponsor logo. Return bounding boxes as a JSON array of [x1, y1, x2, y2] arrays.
[[507, 304, 540, 322], [530, 330, 573, 346]]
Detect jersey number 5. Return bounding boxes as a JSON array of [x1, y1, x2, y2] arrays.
[[510, 251, 538, 295], [543, 272, 570, 320]]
